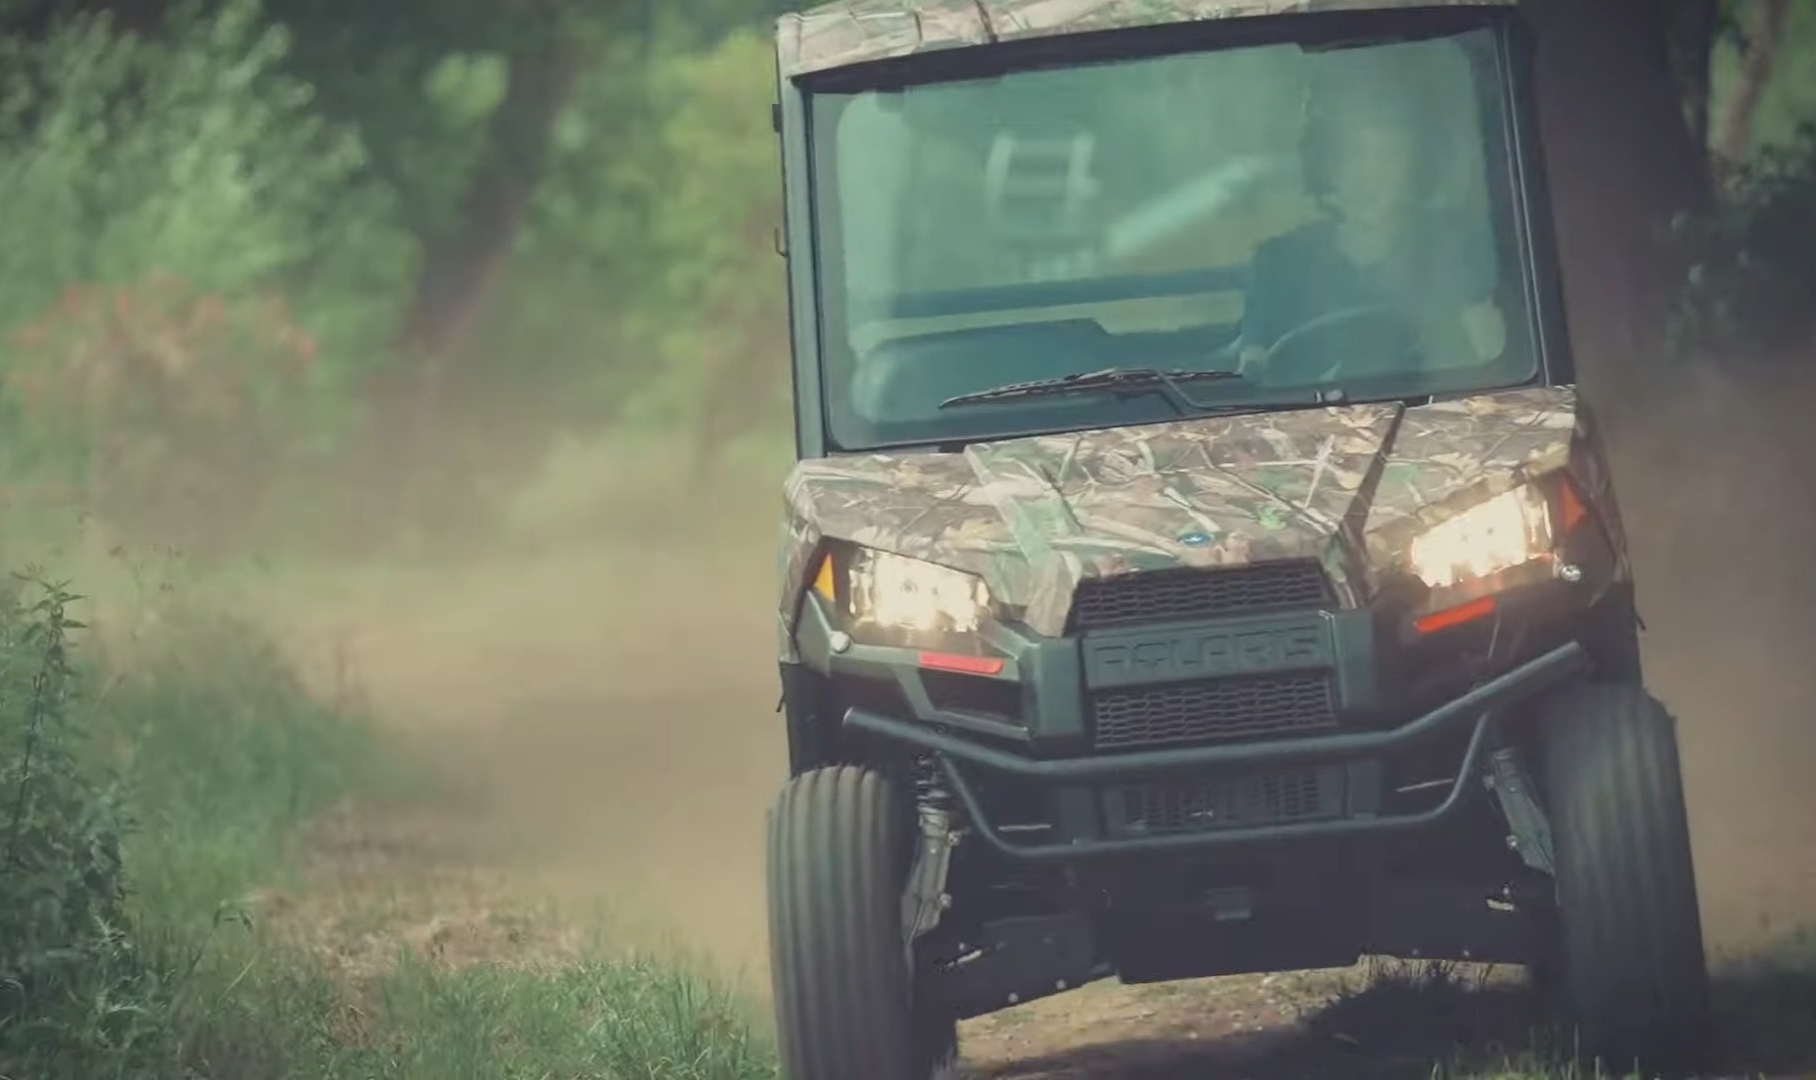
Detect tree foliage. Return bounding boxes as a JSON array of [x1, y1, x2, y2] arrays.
[[0, 0, 792, 546], [0, 0, 417, 494], [0, 0, 1805, 549]]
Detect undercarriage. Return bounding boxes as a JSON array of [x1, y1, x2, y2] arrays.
[[816, 602, 1591, 1018], [769, 559, 1709, 1078]]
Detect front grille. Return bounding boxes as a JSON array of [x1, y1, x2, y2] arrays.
[[1070, 561, 1333, 630], [1091, 672, 1337, 750], [1115, 768, 1343, 834]]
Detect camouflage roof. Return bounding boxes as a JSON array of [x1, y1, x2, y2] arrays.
[[777, 0, 1517, 77]]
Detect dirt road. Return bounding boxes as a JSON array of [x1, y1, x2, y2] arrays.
[[260, 367, 1816, 1075], [271, 505, 788, 985]]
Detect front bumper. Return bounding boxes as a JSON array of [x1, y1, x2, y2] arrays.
[[792, 568, 1601, 862], [845, 641, 1586, 859]]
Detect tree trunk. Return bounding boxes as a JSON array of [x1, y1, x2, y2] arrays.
[[1665, 0, 1719, 153], [1713, 0, 1791, 168], [373, 36, 585, 534], [398, 45, 586, 369], [1521, 0, 1714, 422]]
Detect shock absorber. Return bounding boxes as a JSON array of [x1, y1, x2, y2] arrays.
[[913, 755, 955, 820], [901, 755, 960, 952]]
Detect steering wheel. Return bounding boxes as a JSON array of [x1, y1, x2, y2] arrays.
[[1255, 304, 1421, 389]]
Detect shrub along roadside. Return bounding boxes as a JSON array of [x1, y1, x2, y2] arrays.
[[0, 576, 142, 1078], [0, 574, 776, 1079]]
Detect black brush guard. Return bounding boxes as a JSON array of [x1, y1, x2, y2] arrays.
[[842, 641, 1589, 861]]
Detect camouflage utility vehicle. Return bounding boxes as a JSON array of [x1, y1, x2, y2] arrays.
[[763, 1, 1710, 1076]]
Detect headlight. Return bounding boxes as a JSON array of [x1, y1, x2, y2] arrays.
[[847, 549, 991, 635], [1407, 486, 1553, 589]]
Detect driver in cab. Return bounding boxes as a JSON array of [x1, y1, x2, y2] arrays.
[[1235, 62, 1509, 384]]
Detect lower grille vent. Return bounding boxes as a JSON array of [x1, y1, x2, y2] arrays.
[[1115, 768, 1344, 834]]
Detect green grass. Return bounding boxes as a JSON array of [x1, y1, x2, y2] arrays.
[[98, 615, 395, 929], [102, 944, 776, 1080], [0, 574, 777, 1079], [350, 955, 774, 1080]]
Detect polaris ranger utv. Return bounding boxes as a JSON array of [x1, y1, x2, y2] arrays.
[[763, 2, 1711, 1076]]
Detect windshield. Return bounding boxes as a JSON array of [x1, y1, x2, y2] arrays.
[[806, 26, 1540, 451]]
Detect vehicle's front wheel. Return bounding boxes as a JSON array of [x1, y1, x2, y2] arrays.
[[767, 765, 958, 1080], [1535, 681, 1712, 1073]]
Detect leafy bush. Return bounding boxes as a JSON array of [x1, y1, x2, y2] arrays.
[[0, 568, 391, 1077], [630, 31, 792, 470], [0, 577, 143, 1074], [503, 30, 789, 452], [5, 278, 320, 551], [1671, 120, 1816, 360], [0, 0, 418, 539]]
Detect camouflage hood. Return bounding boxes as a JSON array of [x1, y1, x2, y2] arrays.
[[779, 386, 1611, 654]]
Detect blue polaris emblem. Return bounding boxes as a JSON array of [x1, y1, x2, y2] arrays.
[[1179, 531, 1213, 547]]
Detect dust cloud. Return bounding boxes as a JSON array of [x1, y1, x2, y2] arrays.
[[78, 357, 1816, 990], [260, 437, 795, 985], [1609, 361, 1816, 960]]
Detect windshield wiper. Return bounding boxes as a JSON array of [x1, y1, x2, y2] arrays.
[[939, 366, 1248, 413]]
